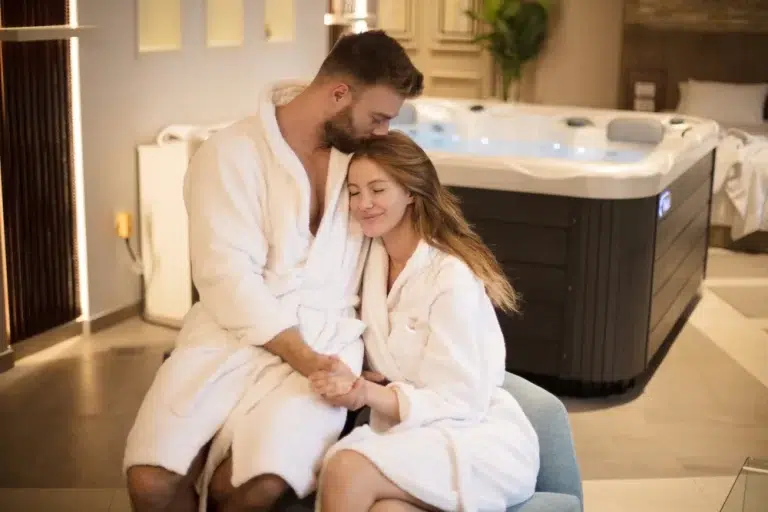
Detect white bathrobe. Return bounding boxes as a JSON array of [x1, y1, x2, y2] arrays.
[[320, 239, 540, 512], [123, 81, 369, 505]]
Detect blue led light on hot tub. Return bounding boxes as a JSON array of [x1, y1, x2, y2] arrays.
[[658, 189, 672, 218]]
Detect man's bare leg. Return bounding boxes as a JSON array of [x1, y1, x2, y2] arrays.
[[209, 455, 289, 511], [126, 443, 209, 512]]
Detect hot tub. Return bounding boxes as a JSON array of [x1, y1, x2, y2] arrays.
[[393, 98, 720, 397]]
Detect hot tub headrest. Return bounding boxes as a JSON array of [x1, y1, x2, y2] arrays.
[[606, 117, 665, 145], [392, 103, 418, 125]]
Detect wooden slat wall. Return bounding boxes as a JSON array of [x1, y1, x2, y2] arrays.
[[620, 24, 768, 117], [0, 0, 80, 343]]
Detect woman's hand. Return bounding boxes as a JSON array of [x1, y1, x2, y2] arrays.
[[309, 355, 368, 410], [314, 376, 368, 411], [309, 355, 357, 395]]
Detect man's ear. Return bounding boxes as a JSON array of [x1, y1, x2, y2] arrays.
[[331, 83, 351, 103]]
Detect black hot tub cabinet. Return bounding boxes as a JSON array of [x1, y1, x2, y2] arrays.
[[447, 150, 715, 397]]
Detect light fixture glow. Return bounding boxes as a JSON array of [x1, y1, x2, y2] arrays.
[[68, 0, 90, 323], [352, 0, 368, 32]]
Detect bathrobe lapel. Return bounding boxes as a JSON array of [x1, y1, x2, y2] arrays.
[[258, 81, 314, 240], [362, 239, 433, 382], [257, 82, 362, 281], [361, 239, 399, 378]]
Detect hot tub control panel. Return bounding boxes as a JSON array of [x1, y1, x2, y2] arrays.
[[658, 189, 672, 219]]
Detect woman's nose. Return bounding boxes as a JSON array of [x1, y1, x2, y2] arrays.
[[359, 194, 373, 209]]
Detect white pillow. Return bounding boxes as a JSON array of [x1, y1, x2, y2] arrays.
[[677, 79, 767, 125]]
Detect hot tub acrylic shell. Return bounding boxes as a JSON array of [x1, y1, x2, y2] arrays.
[[400, 99, 719, 396], [397, 97, 720, 201]]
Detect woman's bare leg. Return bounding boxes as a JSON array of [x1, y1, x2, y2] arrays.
[[370, 499, 428, 512], [319, 450, 438, 512]]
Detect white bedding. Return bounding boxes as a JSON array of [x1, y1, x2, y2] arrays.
[[665, 79, 768, 240], [710, 126, 768, 240], [717, 121, 768, 139]]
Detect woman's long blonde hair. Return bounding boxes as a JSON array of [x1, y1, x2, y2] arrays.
[[351, 130, 520, 313]]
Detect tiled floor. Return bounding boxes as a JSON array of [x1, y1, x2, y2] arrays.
[[0, 247, 766, 511]]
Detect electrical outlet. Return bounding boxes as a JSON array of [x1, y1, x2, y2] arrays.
[[115, 212, 132, 239]]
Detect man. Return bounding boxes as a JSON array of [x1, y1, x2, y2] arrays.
[[123, 30, 423, 511]]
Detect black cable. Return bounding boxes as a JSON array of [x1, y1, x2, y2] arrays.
[[124, 238, 140, 264]]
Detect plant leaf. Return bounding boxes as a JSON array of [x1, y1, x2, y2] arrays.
[[464, 7, 495, 26], [467, 0, 551, 77], [483, 0, 502, 21], [471, 33, 493, 44], [499, 0, 522, 20]]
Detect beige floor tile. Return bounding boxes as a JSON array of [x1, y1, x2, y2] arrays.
[[583, 477, 729, 512], [706, 277, 768, 288], [719, 474, 747, 512], [748, 318, 768, 332], [696, 476, 742, 511], [706, 250, 768, 279], [708, 286, 768, 318], [109, 488, 132, 512], [689, 290, 768, 388], [565, 317, 768, 480], [0, 488, 114, 512]]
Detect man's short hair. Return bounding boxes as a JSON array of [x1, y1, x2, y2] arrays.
[[318, 30, 424, 98]]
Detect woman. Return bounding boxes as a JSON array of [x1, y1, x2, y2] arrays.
[[309, 130, 540, 512]]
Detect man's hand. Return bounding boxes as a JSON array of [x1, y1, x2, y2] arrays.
[[310, 374, 368, 411], [263, 327, 332, 377]]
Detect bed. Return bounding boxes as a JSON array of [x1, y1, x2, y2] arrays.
[[670, 79, 768, 252]]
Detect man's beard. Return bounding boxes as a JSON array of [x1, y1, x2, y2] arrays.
[[322, 108, 366, 154]]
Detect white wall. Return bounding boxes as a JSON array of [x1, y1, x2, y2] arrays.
[[525, 0, 625, 109], [77, 0, 328, 319]]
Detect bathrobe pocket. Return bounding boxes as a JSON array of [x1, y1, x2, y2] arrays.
[[387, 312, 430, 378]]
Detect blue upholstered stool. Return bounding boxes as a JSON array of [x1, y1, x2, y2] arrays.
[[502, 372, 583, 512]]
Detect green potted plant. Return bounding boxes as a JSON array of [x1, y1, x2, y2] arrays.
[[465, 0, 554, 102]]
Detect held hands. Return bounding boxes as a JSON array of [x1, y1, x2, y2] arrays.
[[308, 355, 367, 411], [361, 370, 388, 385]]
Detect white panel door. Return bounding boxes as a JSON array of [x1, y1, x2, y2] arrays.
[[376, 0, 494, 99]]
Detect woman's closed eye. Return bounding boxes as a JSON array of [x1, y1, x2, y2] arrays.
[[349, 188, 385, 197]]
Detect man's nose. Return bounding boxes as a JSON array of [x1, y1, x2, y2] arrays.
[[372, 122, 389, 136]]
